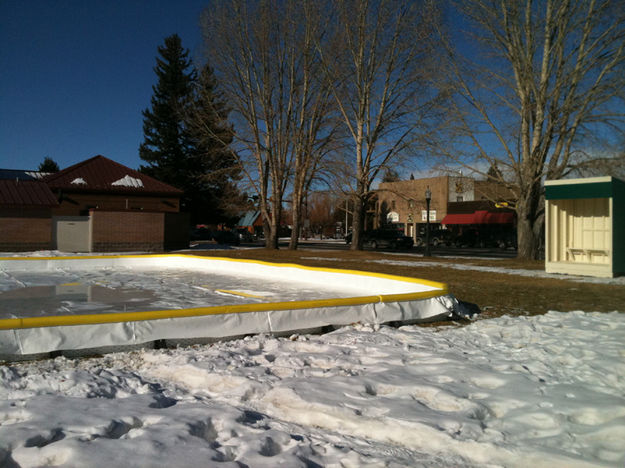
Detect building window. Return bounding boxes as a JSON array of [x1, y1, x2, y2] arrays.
[[457, 196, 463, 202], [391, 200, 396, 210]]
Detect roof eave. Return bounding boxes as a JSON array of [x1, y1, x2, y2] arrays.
[[48, 187, 182, 197]]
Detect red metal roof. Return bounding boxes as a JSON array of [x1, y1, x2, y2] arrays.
[[43, 155, 183, 195], [442, 210, 514, 225], [0, 179, 58, 207]]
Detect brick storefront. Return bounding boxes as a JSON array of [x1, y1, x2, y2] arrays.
[[374, 175, 515, 241]]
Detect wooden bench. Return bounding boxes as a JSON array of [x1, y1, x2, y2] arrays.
[[566, 247, 610, 262]]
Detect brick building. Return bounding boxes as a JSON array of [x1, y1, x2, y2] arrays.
[[1, 156, 188, 252], [0, 171, 58, 251], [375, 175, 515, 242]]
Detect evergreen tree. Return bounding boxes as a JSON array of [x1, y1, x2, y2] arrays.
[[140, 35, 245, 225], [186, 64, 245, 224], [382, 168, 401, 183], [38, 156, 59, 173], [486, 163, 504, 182], [139, 34, 196, 201]]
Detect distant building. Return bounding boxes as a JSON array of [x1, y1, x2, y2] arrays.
[[236, 211, 263, 238], [0, 171, 59, 252], [374, 175, 515, 242], [0, 155, 188, 252]]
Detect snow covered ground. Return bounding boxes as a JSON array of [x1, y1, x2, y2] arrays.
[[1, 311, 624, 467]]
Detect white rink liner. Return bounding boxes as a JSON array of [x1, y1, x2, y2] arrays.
[[0, 255, 457, 359]]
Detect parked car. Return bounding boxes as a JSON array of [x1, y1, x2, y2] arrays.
[[190, 227, 212, 241], [498, 230, 518, 249], [415, 229, 453, 247], [451, 228, 481, 248], [190, 228, 241, 245], [449, 229, 517, 249], [237, 228, 255, 242], [346, 229, 413, 249], [431, 229, 454, 247], [210, 230, 240, 245]]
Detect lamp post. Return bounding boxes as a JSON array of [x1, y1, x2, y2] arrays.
[[408, 199, 415, 241], [425, 187, 431, 257]]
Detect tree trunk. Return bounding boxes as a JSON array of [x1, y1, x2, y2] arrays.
[[262, 203, 280, 249], [266, 221, 279, 249], [267, 195, 282, 250], [516, 214, 538, 260], [262, 217, 273, 249], [288, 182, 306, 250], [350, 197, 365, 251], [289, 202, 301, 250], [516, 184, 542, 260]]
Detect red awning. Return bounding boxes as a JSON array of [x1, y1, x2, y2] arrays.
[[442, 210, 514, 225], [440, 213, 476, 225]]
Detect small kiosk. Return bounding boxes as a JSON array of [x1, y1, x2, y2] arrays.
[[545, 176, 625, 278]]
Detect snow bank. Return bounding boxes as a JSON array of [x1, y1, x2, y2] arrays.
[[0, 311, 623, 467]]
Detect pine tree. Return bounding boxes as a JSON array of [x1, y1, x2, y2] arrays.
[[139, 34, 196, 195], [382, 168, 401, 183], [486, 163, 504, 182], [38, 156, 59, 173], [140, 35, 245, 225], [186, 64, 245, 224]]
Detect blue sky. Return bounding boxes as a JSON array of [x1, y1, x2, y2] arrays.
[[1, 0, 208, 171]]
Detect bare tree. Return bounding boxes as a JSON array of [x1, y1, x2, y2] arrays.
[[201, 0, 293, 249], [567, 147, 625, 179], [307, 191, 342, 238], [440, 0, 625, 259], [285, 2, 337, 250], [201, 0, 334, 250], [317, 0, 444, 250]]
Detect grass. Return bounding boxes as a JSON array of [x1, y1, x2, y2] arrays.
[[190, 248, 625, 323]]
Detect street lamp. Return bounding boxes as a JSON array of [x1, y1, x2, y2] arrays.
[[425, 187, 432, 257]]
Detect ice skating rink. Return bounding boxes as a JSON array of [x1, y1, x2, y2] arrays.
[[0, 254, 457, 359]]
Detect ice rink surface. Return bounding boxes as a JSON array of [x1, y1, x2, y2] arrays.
[[0, 267, 351, 319]]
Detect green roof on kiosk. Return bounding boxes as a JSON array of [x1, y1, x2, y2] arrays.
[[544, 176, 625, 200]]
